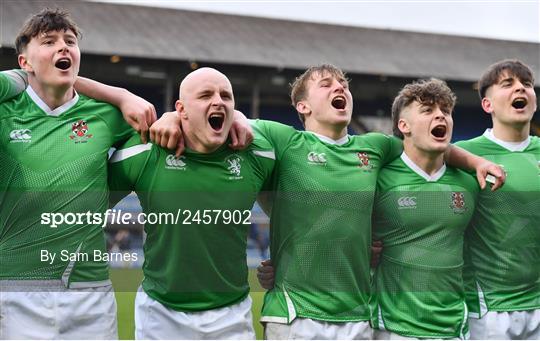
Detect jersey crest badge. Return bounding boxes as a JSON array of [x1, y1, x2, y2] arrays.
[[357, 152, 373, 171], [225, 154, 244, 180], [450, 192, 467, 214], [69, 120, 93, 143]]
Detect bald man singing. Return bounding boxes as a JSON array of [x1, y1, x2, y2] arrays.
[[108, 68, 276, 339]]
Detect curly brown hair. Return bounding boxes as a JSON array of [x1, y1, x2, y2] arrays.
[[15, 8, 81, 54], [391, 78, 456, 139], [290, 64, 349, 125]]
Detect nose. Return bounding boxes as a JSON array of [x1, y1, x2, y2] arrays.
[[211, 93, 225, 107], [58, 40, 69, 53], [514, 80, 526, 93], [332, 80, 345, 93], [434, 107, 445, 119]]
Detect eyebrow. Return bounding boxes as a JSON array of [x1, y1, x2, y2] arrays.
[[318, 77, 332, 83], [318, 76, 347, 84], [197, 89, 213, 95], [40, 31, 77, 39], [499, 77, 514, 83]]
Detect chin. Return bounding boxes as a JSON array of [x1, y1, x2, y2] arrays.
[[333, 116, 351, 126], [207, 136, 227, 148], [431, 144, 449, 153]]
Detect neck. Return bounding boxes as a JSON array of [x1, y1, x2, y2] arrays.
[[403, 141, 445, 175], [305, 120, 347, 140], [28, 78, 74, 109], [492, 121, 530, 142], [182, 126, 222, 154]]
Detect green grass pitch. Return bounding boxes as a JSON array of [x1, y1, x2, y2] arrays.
[[110, 268, 265, 339]]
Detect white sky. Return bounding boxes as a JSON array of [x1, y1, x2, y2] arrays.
[[93, 0, 540, 43]]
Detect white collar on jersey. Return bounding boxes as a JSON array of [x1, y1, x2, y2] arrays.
[[483, 129, 531, 152], [400, 151, 446, 182], [26, 85, 79, 117], [309, 131, 349, 145]]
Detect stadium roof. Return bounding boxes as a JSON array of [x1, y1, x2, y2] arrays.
[[2, 0, 539, 84]]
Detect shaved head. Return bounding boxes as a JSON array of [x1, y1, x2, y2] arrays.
[[175, 67, 235, 153], [179, 67, 231, 101]]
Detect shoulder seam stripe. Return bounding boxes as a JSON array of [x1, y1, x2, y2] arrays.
[[109, 143, 152, 163], [253, 150, 275, 160]]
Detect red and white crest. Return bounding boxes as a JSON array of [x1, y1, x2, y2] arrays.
[[357, 152, 370, 167], [451, 192, 465, 210], [69, 120, 93, 143], [72, 120, 88, 137]]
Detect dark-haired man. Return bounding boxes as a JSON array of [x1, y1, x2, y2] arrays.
[[456, 59, 540, 339], [0, 8, 153, 339]]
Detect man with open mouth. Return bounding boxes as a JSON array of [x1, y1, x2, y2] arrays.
[[455, 59, 540, 339], [252, 64, 504, 339], [0, 8, 183, 340], [371, 78, 480, 340], [107, 67, 275, 339]]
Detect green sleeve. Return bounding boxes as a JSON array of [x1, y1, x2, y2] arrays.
[[0, 70, 28, 102], [250, 119, 297, 161], [249, 133, 276, 189], [93, 99, 137, 147], [108, 135, 153, 206]]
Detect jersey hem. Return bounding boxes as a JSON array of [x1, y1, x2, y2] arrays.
[[143, 286, 250, 312], [260, 316, 289, 324]]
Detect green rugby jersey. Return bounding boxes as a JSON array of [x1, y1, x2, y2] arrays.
[[456, 130, 540, 316], [108, 134, 275, 311], [0, 85, 134, 287], [252, 119, 402, 323], [372, 153, 479, 339]]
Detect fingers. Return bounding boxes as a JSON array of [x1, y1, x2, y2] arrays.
[[489, 170, 506, 192], [256, 260, 275, 290], [138, 118, 149, 144], [154, 129, 162, 147], [159, 131, 170, 148], [261, 259, 272, 266], [166, 131, 177, 150], [175, 135, 185, 157], [147, 105, 157, 126], [149, 124, 156, 144], [229, 126, 239, 149], [244, 125, 254, 146], [476, 171, 487, 190]]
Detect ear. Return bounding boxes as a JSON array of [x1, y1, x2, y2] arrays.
[[175, 100, 188, 119], [398, 118, 411, 136], [296, 100, 311, 117], [481, 97, 493, 114], [18, 54, 33, 72]]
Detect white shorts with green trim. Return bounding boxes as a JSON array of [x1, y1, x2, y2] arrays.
[[0, 280, 117, 339], [134, 287, 255, 340], [469, 309, 540, 339], [263, 318, 372, 340]]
